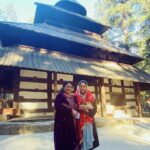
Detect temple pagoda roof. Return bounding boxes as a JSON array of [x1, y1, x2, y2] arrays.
[[34, 2, 110, 34], [0, 46, 149, 83], [0, 21, 143, 64]]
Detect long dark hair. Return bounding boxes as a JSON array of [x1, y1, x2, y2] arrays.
[[59, 81, 72, 93]]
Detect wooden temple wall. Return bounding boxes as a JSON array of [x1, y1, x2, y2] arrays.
[[0, 67, 141, 118], [18, 70, 140, 117], [17, 70, 74, 117], [103, 79, 139, 117], [18, 69, 53, 117], [17, 70, 100, 117]]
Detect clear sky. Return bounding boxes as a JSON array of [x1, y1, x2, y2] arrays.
[[0, 0, 97, 23]]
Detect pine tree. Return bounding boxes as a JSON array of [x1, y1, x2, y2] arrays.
[[95, 0, 150, 54]]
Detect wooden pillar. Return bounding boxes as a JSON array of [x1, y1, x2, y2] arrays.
[[121, 80, 125, 94], [108, 79, 112, 93], [53, 73, 57, 97], [94, 78, 99, 101], [134, 82, 142, 117], [99, 78, 106, 117], [121, 80, 127, 113], [95, 78, 102, 117], [13, 69, 20, 108], [73, 75, 78, 92], [47, 72, 53, 111]]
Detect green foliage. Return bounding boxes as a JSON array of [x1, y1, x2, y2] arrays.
[[95, 0, 150, 72], [96, 0, 150, 100], [137, 38, 150, 73]]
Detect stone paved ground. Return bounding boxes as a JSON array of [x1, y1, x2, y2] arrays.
[[0, 124, 150, 150]]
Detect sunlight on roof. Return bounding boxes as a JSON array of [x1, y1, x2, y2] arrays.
[[105, 62, 123, 70], [19, 45, 34, 52], [76, 68, 94, 76], [40, 48, 48, 54], [50, 52, 70, 61], [4, 52, 23, 65], [91, 65, 114, 75]]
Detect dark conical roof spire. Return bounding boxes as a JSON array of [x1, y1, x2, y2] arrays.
[[55, 0, 87, 16]]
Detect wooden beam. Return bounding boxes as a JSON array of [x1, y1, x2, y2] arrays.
[[19, 68, 47, 73], [134, 82, 142, 117], [125, 99, 137, 102], [20, 77, 47, 83], [0, 66, 19, 71], [19, 89, 48, 92], [104, 83, 134, 88]]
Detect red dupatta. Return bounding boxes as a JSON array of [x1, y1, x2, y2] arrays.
[[74, 90, 95, 143]]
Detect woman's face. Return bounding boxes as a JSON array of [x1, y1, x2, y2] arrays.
[[79, 83, 87, 95], [64, 83, 73, 95]]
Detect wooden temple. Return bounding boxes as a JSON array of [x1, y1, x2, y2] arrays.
[[0, 0, 150, 119]]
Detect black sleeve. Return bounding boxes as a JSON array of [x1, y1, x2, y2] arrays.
[[54, 93, 71, 113], [86, 100, 97, 118]]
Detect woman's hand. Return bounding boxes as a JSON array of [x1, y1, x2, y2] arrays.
[[85, 102, 94, 110], [79, 105, 89, 112], [72, 109, 78, 116], [72, 109, 80, 119]]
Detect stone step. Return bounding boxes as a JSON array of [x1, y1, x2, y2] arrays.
[[0, 121, 54, 135], [0, 117, 149, 135], [8, 116, 54, 122]]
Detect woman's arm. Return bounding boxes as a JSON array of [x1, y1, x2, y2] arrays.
[[86, 100, 97, 118], [54, 93, 71, 113]]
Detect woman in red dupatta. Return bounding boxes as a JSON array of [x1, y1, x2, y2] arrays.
[[75, 80, 99, 150]]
